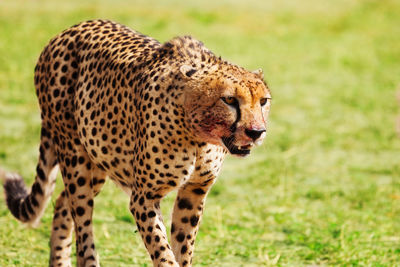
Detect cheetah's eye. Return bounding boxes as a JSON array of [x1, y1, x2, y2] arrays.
[[221, 96, 238, 106], [260, 98, 270, 107]]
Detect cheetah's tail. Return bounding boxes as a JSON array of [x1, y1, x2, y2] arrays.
[[1, 163, 58, 227]]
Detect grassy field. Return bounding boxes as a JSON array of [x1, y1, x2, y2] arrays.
[[1, 0, 400, 266]]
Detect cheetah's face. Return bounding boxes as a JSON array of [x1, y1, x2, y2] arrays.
[[182, 66, 271, 157]]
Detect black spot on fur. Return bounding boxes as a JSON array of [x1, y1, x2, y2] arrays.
[[76, 207, 85, 216], [192, 188, 206, 195], [185, 69, 197, 77], [190, 215, 199, 227], [36, 166, 46, 181], [176, 232, 185, 242], [178, 198, 193, 210], [181, 245, 188, 254], [146, 235, 152, 245]]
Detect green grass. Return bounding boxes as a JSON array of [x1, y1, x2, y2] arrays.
[[1, 0, 400, 266]]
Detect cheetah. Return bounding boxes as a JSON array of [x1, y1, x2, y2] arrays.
[[1, 20, 271, 267]]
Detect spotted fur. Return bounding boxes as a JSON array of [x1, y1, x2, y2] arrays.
[[1, 20, 271, 267]]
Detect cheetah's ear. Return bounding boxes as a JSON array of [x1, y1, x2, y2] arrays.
[[180, 64, 197, 79], [252, 68, 264, 79]]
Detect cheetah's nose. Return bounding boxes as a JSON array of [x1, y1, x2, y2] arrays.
[[244, 128, 266, 141]]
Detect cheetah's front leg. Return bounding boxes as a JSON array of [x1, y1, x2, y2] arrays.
[[130, 191, 179, 267], [171, 179, 215, 267]]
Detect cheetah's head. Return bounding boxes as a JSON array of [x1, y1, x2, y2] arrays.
[[181, 64, 271, 157]]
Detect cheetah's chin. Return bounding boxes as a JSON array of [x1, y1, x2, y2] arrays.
[[221, 136, 253, 157]]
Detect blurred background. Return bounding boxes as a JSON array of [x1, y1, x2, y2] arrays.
[[0, 0, 399, 266]]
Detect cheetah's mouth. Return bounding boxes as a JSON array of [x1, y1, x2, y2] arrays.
[[221, 136, 252, 156]]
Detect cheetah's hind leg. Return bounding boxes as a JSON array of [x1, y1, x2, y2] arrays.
[[49, 168, 106, 267]]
